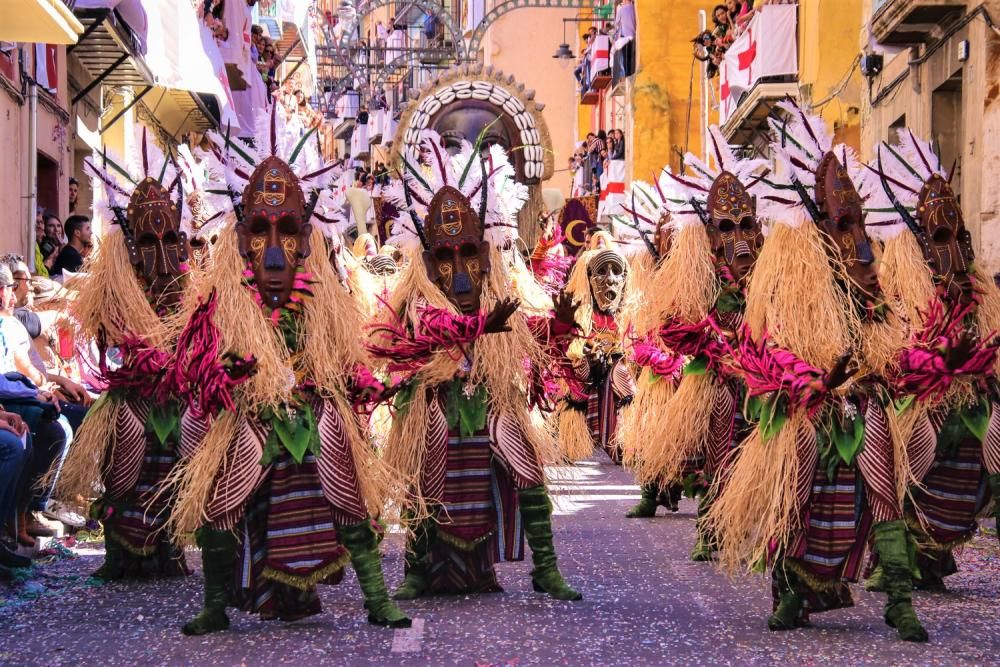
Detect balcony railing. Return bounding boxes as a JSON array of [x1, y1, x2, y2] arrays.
[[718, 4, 798, 126], [871, 0, 966, 45]]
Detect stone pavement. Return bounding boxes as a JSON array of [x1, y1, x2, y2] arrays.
[[1, 455, 998, 666]]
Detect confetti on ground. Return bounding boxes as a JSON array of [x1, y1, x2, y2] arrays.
[[1, 455, 997, 666]]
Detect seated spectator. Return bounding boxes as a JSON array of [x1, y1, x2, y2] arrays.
[[0, 265, 72, 549], [50, 215, 91, 278], [0, 406, 29, 576]]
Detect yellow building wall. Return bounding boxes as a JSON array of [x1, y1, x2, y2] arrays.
[[485, 7, 579, 194], [630, 0, 708, 179]]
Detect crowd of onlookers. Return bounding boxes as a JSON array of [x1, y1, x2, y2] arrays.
[[574, 0, 637, 95], [570, 129, 627, 197], [2, 219, 98, 577], [693, 0, 794, 78]]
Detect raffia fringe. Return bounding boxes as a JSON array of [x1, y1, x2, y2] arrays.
[[619, 371, 675, 469], [634, 372, 717, 486], [783, 558, 845, 593], [557, 403, 593, 462], [261, 551, 351, 590], [705, 413, 812, 575], [166, 410, 239, 537], [48, 394, 119, 500]]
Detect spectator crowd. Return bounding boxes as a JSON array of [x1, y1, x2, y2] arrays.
[[569, 129, 626, 197], [692, 1, 795, 78]]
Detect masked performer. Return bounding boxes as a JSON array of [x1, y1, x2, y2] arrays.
[[864, 133, 1000, 588], [625, 132, 766, 558], [55, 134, 192, 580], [367, 134, 581, 602], [553, 232, 636, 464], [706, 104, 930, 642], [167, 110, 410, 635]]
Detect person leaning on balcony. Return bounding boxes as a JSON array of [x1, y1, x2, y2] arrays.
[[574, 33, 593, 92], [614, 0, 636, 41]]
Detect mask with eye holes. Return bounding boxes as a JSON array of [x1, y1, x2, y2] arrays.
[[653, 213, 673, 264], [588, 249, 627, 315], [237, 156, 312, 310], [706, 171, 761, 285], [125, 177, 190, 308], [814, 151, 881, 301], [422, 185, 491, 314], [917, 174, 974, 306]]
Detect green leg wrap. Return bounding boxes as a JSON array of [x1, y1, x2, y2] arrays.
[[767, 567, 804, 632], [690, 494, 715, 562], [91, 534, 127, 582], [989, 473, 1000, 545], [393, 518, 435, 600], [872, 520, 928, 643], [864, 562, 887, 593], [338, 520, 412, 628], [518, 486, 582, 601], [625, 484, 661, 518], [182, 528, 238, 636]]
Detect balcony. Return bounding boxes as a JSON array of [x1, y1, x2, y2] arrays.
[[871, 0, 965, 45], [717, 3, 798, 144]]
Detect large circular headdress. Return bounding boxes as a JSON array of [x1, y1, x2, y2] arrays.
[[390, 63, 554, 247]]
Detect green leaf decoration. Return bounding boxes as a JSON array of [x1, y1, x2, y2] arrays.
[[444, 381, 488, 438], [260, 430, 282, 467], [893, 395, 915, 416], [647, 368, 663, 385], [266, 403, 318, 465], [146, 402, 180, 449], [683, 356, 708, 376], [393, 382, 416, 417], [960, 399, 990, 443], [758, 396, 788, 442], [832, 411, 865, 467]]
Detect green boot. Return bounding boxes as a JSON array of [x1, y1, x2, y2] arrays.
[[338, 520, 411, 628], [989, 473, 1000, 544], [865, 563, 887, 592], [872, 520, 928, 643], [182, 528, 238, 635], [518, 486, 582, 601], [767, 567, 804, 631], [625, 484, 661, 518], [691, 493, 715, 562], [91, 534, 127, 582], [393, 518, 435, 600]]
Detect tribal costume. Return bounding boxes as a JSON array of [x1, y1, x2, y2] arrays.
[[863, 133, 1000, 589], [367, 133, 580, 602], [620, 129, 765, 559], [706, 104, 929, 641], [556, 232, 636, 464], [56, 132, 194, 581], [167, 109, 409, 634]]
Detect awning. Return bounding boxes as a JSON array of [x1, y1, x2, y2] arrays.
[[0, 0, 85, 45]]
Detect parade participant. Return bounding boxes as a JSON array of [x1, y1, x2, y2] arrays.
[[54, 132, 192, 580], [166, 109, 410, 634], [623, 131, 766, 553], [864, 132, 1000, 586], [555, 231, 636, 464], [705, 103, 928, 641], [366, 132, 581, 601]]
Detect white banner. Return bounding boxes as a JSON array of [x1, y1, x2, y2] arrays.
[[597, 159, 625, 221], [590, 34, 610, 74], [719, 4, 798, 123], [143, 0, 240, 132]]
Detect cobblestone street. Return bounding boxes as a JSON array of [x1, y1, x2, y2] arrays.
[[2, 456, 998, 666]]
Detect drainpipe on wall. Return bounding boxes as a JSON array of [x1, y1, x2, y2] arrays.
[[699, 9, 708, 164], [26, 74, 38, 272]]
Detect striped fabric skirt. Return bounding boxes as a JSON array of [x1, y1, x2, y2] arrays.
[[235, 452, 349, 621], [782, 464, 870, 614], [908, 436, 989, 547], [428, 427, 523, 595], [586, 376, 621, 463]]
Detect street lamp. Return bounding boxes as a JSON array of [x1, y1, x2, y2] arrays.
[[552, 22, 575, 69]]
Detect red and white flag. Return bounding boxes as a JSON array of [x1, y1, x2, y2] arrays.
[[590, 34, 611, 74], [34, 44, 57, 94], [598, 159, 626, 220]]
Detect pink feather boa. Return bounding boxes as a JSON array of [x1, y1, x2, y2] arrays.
[[366, 305, 487, 373]]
